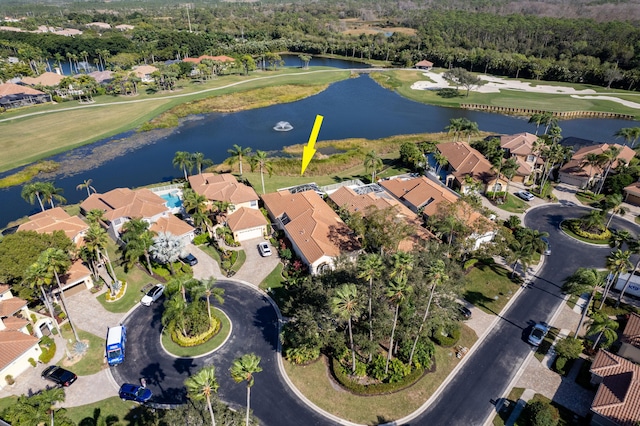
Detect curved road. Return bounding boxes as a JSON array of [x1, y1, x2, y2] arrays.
[[112, 205, 638, 426]]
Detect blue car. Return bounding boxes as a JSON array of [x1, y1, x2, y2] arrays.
[[119, 383, 152, 403], [528, 323, 549, 346]]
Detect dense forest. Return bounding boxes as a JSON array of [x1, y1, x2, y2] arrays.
[[1, 0, 640, 89]]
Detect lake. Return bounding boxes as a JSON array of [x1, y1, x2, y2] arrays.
[[1, 58, 635, 229]]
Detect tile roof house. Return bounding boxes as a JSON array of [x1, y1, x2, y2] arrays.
[[131, 65, 158, 83], [0, 286, 40, 389], [189, 173, 266, 241], [499, 133, 542, 184], [18, 207, 89, 246], [415, 60, 433, 70], [589, 350, 640, 426], [328, 185, 434, 252], [86, 22, 111, 29], [379, 176, 497, 250], [20, 71, 64, 87], [149, 214, 195, 244], [623, 182, 640, 207], [87, 70, 114, 84], [262, 190, 361, 274], [0, 82, 50, 109], [559, 143, 635, 189], [618, 313, 640, 364], [183, 55, 236, 64], [436, 141, 508, 194]]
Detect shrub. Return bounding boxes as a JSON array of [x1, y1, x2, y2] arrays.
[[398, 338, 435, 370], [524, 400, 559, 426], [38, 340, 56, 364], [463, 258, 478, 271], [284, 345, 320, 365], [28, 358, 37, 367], [5, 375, 14, 385], [432, 325, 461, 347], [331, 357, 424, 395], [554, 356, 567, 375], [170, 317, 220, 347], [193, 233, 209, 245], [554, 337, 583, 360]]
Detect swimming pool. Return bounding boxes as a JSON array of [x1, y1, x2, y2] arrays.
[[160, 191, 183, 209]]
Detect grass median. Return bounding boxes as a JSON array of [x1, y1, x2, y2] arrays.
[[160, 308, 230, 357]]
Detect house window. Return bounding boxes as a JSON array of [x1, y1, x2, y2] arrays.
[[317, 262, 331, 274], [250, 200, 257, 207], [526, 155, 535, 162]]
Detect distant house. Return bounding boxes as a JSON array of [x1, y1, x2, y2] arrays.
[[589, 350, 640, 426], [87, 70, 114, 84], [262, 190, 361, 275], [559, 143, 635, 189], [131, 65, 158, 83], [0, 82, 50, 109], [189, 173, 267, 241], [436, 141, 508, 194], [623, 182, 640, 207], [328, 184, 434, 252], [86, 22, 111, 30], [182, 55, 236, 64], [21, 71, 65, 87], [115, 24, 134, 31], [499, 133, 542, 184], [618, 313, 640, 364], [379, 175, 496, 249], [0, 285, 40, 389], [415, 60, 433, 71], [17, 207, 89, 246], [52, 28, 83, 36]]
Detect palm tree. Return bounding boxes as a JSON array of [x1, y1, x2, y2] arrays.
[[445, 118, 464, 141], [602, 249, 632, 308], [193, 277, 224, 321], [41, 182, 66, 208], [227, 145, 252, 175], [173, 151, 194, 181], [364, 150, 383, 183], [580, 209, 605, 233], [331, 283, 361, 374], [581, 153, 605, 190], [21, 181, 47, 212], [609, 229, 632, 249], [230, 353, 262, 426], [185, 366, 219, 426], [150, 232, 184, 275], [501, 157, 519, 195], [614, 127, 634, 146], [563, 268, 605, 337], [507, 239, 534, 278], [461, 119, 480, 143], [616, 238, 640, 306], [528, 113, 548, 135], [604, 193, 628, 228], [596, 146, 622, 195], [408, 259, 446, 367], [163, 292, 188, 335], [389, 251, 414, 281], [357, 254, 384, 345], [587, 312, 619, 349], [182, 188, 208, 215], [120, 218, 155, 274], [249, 150, 273, 194], [385, 275, 411, 374], [192, 152, 213, 174], [3, 387, 68, 426], [433, 152, 449, 175], [76, 179, 95, 197]]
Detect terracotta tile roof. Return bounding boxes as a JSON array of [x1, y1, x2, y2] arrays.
[[415, 60, 433, 67], [0, 82, 44, 96], [21, 71, 64, 87], [86, 22, 111, 29], [436, 142, 496, 183], [87, 70, 113, 83], [0, 297, 27, 317], [500, 132, 538, 156], [561, 143, 636, 179], [0, 330, 38, 371], [227, 207, 267, 232], [80, 188, 168, 223], [59, 260, 91, 288], [0, 284, 9, 295], [261, 190, 360, 264], [149, 215, 194, 238], [189, 173, 259, 205], [2, 316, 28, 330], [590, 350, 640, 426], [378, 176, 458, 216], [329, 186, 434, 251], [622, 313, 640, 348], [18, 207, 88, 243], [624, 182, 640, 197], [132, 65, 158, 78], [183, 55, 236, 64]]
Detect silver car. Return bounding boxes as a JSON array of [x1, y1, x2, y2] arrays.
[[516, 191, 535, 201], [258, 242, 272, 257], [141, 284, 165, 306]]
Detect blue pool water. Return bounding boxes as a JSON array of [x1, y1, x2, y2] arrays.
[[161, 192, 182, 208]]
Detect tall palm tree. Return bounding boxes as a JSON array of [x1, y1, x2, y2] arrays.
[[581, 153, 605, 190], [331, 283, 361, 374], [528, 113, 548, 135], [461, 119, 480, 143], [385, 275, 411, 374], [614, 127, 634, 146], [357, 254, 384, 345], [248, 150, 272, 194], [408, 259, 447, 367], [602, 249, 632, 309], [433, 152, 449, 175], [227, 145, 252, 175], [596, 146, 622, 195], [563, 268, 605, 337], [41, 182, 66, 208], [609, 229, 632, 249], [76, 179, 96, 197], [193, 277, 224, 321], [604, 193, 628, 228], [120, 218, 156, 274], [192, 152, 213, 174], [389, 251, 414, 281], [364, 150, 383, 183], [445, 117, 464, 141], [185, 366, 219, 426], [182, 188, 208, 215], [24, 260, 61, 335], [616, 238, 640, 306], [21, 181, 48, 212], [173, 151, 194, 181], [163, 293, 188, 335], [230, 353, 262, 426], [587, 312, 619, 349], [507, 239, 534, 278]]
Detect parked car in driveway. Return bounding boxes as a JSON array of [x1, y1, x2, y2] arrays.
[[258, 242, 272, 257], [119, 383, 152, 403], [141, 284, 165, 306], [528, 323, 549, 346], [457, 304, 472, 320], [180, 253, 198, 266], [42, 366, 77, 387], [515, 191, 535, 201]]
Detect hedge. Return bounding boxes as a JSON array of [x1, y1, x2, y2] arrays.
[[432, 326, 461, 347], [567, 220, 612, 240], [170, 317, 220, 347], [330, 357, 424, 396], [38, 339, 56, 364]]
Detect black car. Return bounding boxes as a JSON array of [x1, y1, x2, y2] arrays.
[[180, 253, 198, 266], [457, 304, 472, 320], [42, 366, 77, 387]]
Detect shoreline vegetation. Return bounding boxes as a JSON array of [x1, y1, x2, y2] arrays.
[[1, 62, 639, 189]]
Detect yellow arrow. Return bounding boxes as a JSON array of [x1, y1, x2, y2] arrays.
[[301, 114, 324, 176]]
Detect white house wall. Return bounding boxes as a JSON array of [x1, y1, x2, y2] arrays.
[[0, 344, 40, 389]]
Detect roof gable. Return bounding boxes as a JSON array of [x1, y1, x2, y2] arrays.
[[591, 350, 640, 426], [622, 313, 640, 348], [0, 330, 38, 371], [0, 82, 44, 96], [149, 215, 194, 237], [436, 142, 496, 183], [379, 176, 458, 216], [18, 207, 88, 243], [80, 188, 168, 222], [227, 207, 267, 231], [189, 173, 259, 205]]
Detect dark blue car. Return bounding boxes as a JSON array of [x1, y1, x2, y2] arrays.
[[119, 383, 152, 403]]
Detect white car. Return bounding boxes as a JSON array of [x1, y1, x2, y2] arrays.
[[141, 284, 165, 306], [515, 190, 535, 201], [258, 242, 272, 257]]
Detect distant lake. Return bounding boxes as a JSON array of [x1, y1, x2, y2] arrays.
[[1, 59, 635, 229]]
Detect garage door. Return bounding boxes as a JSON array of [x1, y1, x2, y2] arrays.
[[63, 283, 86, 298], [235, 227, 264, 241]]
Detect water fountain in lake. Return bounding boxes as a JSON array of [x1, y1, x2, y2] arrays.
[[273, 121, 293, 131]]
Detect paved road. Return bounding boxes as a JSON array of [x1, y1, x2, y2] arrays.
[[110, 281, 330, 425], [404, 204, 635, 425]]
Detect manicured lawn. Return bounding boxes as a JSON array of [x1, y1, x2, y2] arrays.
[[230, 250, 246, 273], [65, 396, 136, 425], [283, 325, 477, 424], [463, 261, 523, 315], [492, 193, 528, 214], [57, 325, 107, 376], [260, 263, 285, 291], [596, 296, 640, 316], [160, 308, 230, 357]]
